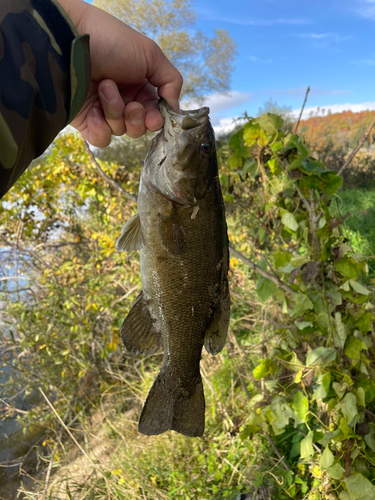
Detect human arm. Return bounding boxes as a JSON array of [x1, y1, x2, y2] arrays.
[[0, 0, 183, 199]]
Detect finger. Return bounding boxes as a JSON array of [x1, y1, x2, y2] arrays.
[[144, 104, 163, 132], [119, 82, 162, 132], [124, 102, 147, 139], [98, 80, 126, 136], [86, 106, 112, 148], [146, 41, 183, 112]]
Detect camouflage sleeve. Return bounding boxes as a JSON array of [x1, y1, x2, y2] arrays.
[[0, 0, 91, 199]]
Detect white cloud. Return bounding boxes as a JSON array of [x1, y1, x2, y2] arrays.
[[356, 0, 375, 20], [353, 57, 375, 65], [293, 32, 351, 42], [213, 117, 247, 136], [249, 56, 273, 63], [184, 91, 252, 128], [292, 101, 375, 120]]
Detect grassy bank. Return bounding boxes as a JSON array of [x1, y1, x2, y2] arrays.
[[337, 188, 375, 276]]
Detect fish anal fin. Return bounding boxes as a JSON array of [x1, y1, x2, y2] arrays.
[[116, 212, 144, 252], [204, 279, 230, 355], [159, 205, 186, 254], [121, 291, 161, 355], [138, 367, 204, 437]]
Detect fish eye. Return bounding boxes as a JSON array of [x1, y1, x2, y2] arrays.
[[201, 142, 212, 155]]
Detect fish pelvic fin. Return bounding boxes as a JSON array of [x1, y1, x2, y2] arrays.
[[138, 366, 205, 438]]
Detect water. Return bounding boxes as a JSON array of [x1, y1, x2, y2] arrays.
[[0, 264, 45, 499], [0, 356, 45, 499]]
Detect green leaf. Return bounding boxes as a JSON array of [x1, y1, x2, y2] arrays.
[[349, 280, 370, 296], [300, 159, 326, 176], [320, 446, 334, 469], [300, 430, 314, 460], [333, 312, 347, 349], [293, 391, 309, 424], [229, 129, 246, 157], [327, 463, 345, 480], [255, 113, 283, 132], [313, 371, 332, 400], [256, 277, 276, 302], [266, 396, 293, 435], [306, 347, 336, 367], [336, 393, 357, 425], [253, 360, 269, 380], [295, 321, 313, 330], [239, 424, 260, 440], [322, 172, 343, 195], [364, 425, 375, 451], [241, 159, 258, 177], [274, 250, 292, 268], [281, 211, 299, 231], [292, 293, 314, 317], [334, 256, 364, 280], [356, 387, 366, 407], [345, 336, 363, 361], [344, 473, 375, 500]]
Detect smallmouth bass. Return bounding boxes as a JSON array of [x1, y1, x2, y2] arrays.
[[116, 99, 230, 437]]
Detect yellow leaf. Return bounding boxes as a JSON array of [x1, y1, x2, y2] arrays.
[[111, 469, 122, 475], [39, 344, 46, 350]]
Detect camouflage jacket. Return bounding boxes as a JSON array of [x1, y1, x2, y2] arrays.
[[0, 0, 91, 199]]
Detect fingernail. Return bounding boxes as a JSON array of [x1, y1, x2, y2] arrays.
[[129, 109, 144, 125], [91, 107, 103, 123], [101, 83, 119, 103]]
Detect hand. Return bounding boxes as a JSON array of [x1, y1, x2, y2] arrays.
[[57, 0, 183, 147]]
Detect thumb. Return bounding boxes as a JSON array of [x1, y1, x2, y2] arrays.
[[146, 42, 183, 113]]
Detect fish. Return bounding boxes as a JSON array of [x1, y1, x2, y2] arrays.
[[116, 99, 230, 437]]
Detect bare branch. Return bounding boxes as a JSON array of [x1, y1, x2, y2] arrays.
[[264, 432, 290, 470], [337, 115, 375, 176], [229, 246, 296, 297], [0, 276, 30, 282], [294, 86, 310, 134], [82, 137, 137, 202], [34, 240, 90, 250]]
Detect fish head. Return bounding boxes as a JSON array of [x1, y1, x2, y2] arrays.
[[143, 99, 217, 205]]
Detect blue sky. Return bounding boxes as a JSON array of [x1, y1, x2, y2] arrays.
[[85, 0, 375, 133]]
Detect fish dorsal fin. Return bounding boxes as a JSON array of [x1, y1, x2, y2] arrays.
[[121, 291, 161, 355], [116, 213, 144, 252], [159, 206, 186, 254]]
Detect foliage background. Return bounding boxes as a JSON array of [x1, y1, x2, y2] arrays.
[[2, 0, 375, 497]]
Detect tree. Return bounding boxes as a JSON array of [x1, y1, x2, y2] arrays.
[[93, 0, 236, 99]]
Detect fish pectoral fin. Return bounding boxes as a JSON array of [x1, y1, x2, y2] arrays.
[[121, 291, 161, 355], [204, 280, 230, 355], [116, 212, 144, 252], [159, 205, 186, 254]]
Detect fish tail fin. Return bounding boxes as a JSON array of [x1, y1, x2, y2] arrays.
[[138, 366, 205, 438]]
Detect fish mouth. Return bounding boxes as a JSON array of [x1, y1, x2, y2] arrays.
[[159, 98, 210, 131]]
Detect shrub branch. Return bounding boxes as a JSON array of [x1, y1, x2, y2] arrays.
[[229, 246, 296, 297]]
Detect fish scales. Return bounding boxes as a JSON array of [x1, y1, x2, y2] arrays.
[[116, 99, 230, 437]]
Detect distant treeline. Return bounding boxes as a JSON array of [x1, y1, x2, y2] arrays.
[[299, 109, 375, 188]]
